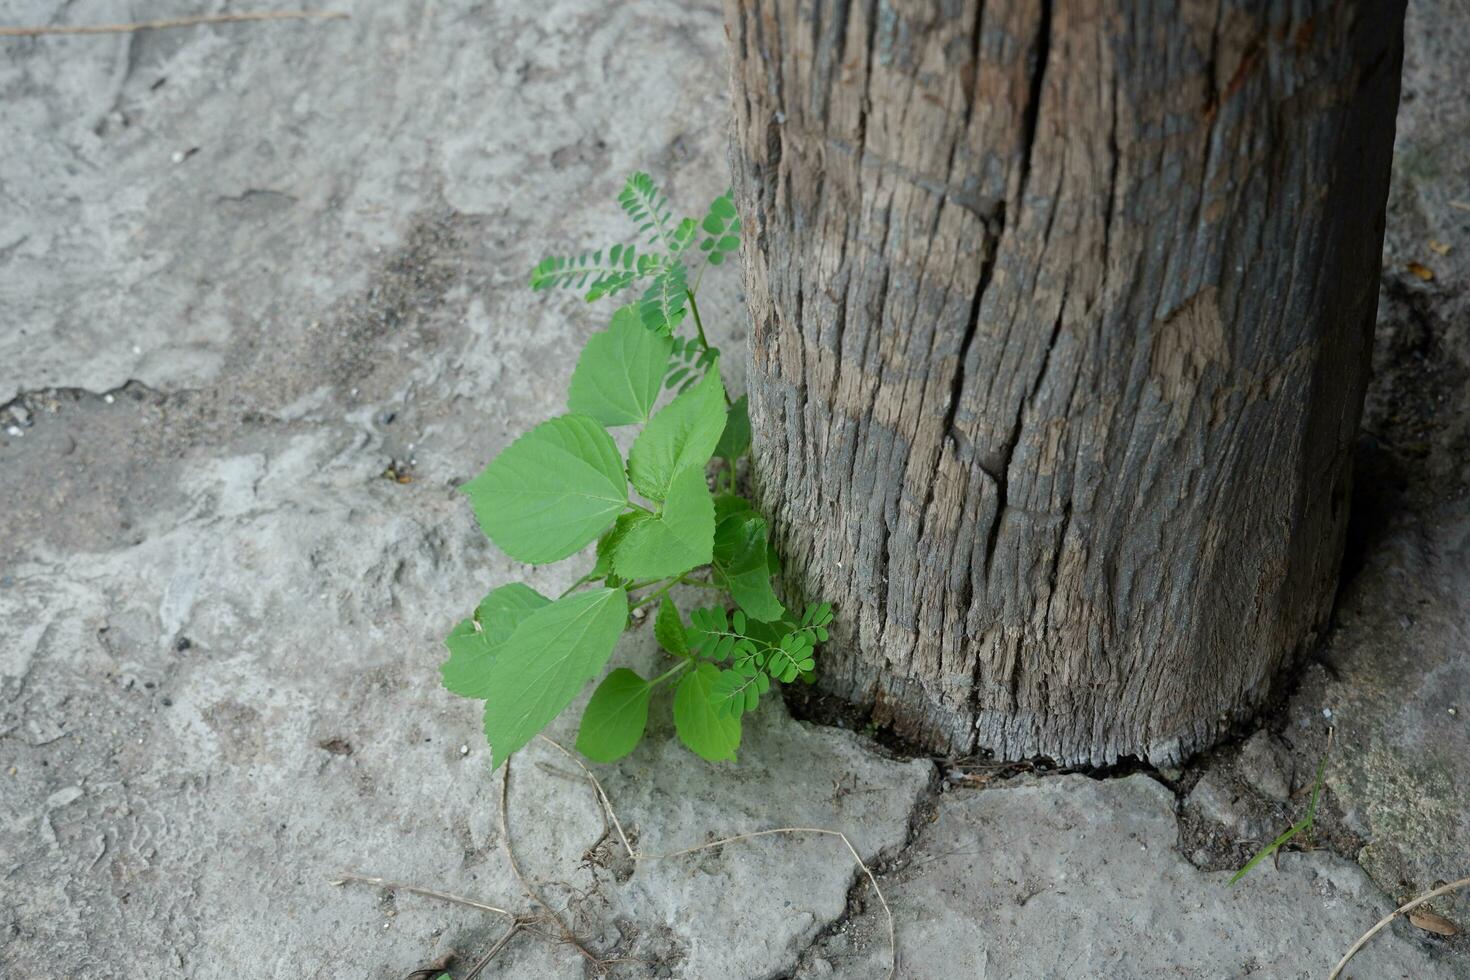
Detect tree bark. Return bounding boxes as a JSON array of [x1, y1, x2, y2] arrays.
[[723, 0, 1404, 765]]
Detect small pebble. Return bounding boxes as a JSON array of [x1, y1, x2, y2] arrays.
[[1322, 707, 1333, 719], [459, 744, 469, 756], [1450, 707, 1459, 717], [5, 425, 20, 437], [103, 394, 115, 404]]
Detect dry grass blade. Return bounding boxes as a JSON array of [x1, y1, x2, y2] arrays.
[[328, 872, 517, 919], [538, 733, 635, 862], [1329, 875, 1470, 979], [0, 11, 346, 37]]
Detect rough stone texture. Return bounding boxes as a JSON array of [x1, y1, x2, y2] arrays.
[[1235, 731, 1294, 802], [725, 0, 1405, 766], [797, 775, 1462, 979]]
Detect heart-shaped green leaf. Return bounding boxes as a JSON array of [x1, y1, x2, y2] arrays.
[[712, 513, 785, 622], [567, 306, 672, 426], [479, 587, 628, 768], [673, 662, 741, 762], [441, 583, 551, 698], [612, 466, 715, 580], [713, 395, 751, 461], [576, 668, 653, 763], [461, 414, 627, 564], [627, 369, 726, 501]]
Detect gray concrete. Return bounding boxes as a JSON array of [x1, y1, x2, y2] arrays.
[[797, 776, 1462, 979], [3, 0, 1469, 978]]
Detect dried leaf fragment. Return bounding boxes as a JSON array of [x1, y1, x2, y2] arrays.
[[1408, 909, 1458, 936]]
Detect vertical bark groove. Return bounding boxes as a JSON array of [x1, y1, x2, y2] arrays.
[[724, 0, 1404, 765]]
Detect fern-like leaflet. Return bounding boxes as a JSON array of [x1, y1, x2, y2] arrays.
[[529, 244, 664, 301], [619, 171, 695, 253]]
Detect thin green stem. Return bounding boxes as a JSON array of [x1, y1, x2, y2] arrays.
[[686, 288, 711, 352], [649, 660, 691, 689], [558, 571, 595, 599], [630, 578, 680, 610]]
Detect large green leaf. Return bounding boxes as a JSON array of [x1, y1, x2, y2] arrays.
[[461, 414, 627, 564], [479, 587, 628, 768], [576, 668, 653, 763], [441, 584, 551, 698], [712, 514, 785, 622], [673, 662, 741, 762], [713, 395, 751, 461], [627, 369, 726, 501], [567, 306, 672, 427], [611, 466, 715, 580]]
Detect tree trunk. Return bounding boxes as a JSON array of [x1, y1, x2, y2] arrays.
[[723, 0, 1404, 765]]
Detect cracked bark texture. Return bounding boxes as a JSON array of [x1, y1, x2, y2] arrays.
[[724, 0, 1405, 764]]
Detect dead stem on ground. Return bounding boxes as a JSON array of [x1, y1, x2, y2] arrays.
[[334, 738, 897, 978]]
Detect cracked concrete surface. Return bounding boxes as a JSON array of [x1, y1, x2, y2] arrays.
[[2, 0, 1468, 978]]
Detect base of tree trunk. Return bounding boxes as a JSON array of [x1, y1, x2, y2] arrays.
[[725, 0, 1404, 764]]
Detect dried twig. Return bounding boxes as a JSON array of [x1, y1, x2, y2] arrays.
[[336, 747, 893, 978], [0, 11, 345, 37], [328, 872, 516, 919], [538, 733, 636, 862], [500, 757, 611, 970], [463, 923, 521, 980], [1329, 875, 1470, 979]]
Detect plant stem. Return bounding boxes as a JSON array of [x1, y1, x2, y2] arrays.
[[558, 571, 595, 598], [685, 289, 711, 353], [649, 660, 691, 689], [630, 578, 680, 610], [626, 501, 655, 516]]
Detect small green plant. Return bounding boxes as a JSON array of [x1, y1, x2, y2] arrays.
[[441, 172, 831, 767], [1229, 748, 1329, 884]]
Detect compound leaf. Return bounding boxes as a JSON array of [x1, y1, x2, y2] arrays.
[[766, 632, 816, 683], [530, 244, 661, 301], [576, 668, 652, 763], [618, 171, 684, 251], [628, 369, 727, 501], [710, 667, 769, 718], [461, 414, 627, 564], [568, 306, 672, 426], [674, 662, 741, 762], [640, 262, 689, 336], [612, 465, 715, 580], [697, 191, 741, 266], [480, 587, 628, 769]]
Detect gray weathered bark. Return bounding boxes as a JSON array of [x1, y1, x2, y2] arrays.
[[723, 0, 1404, 764]]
